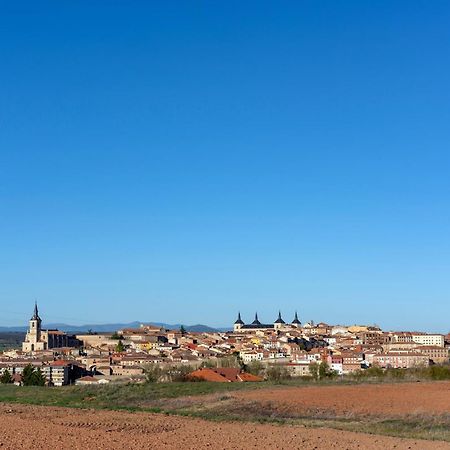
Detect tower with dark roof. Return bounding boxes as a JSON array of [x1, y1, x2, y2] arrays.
[[23, 301, 44, 352], [251, 312, 261, 326], [292, 311, 301, 327], [31, 300, 41, 321], [233, 312, 245, 332], [274, 310, 285, 329]]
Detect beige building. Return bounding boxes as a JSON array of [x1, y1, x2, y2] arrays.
[[416, 346, 449, 364], [411, 334, 445, 347], [22, 303, 78, 353], [373, 353, 429, 369], [285, 362, 310, 377]]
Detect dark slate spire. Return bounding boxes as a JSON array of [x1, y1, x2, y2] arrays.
[[251, 312, 261, 325], [292, 311, 301, 325], [234, 311, 244, 325], [274, 310, 285, 324], [31, 301, 41, 321]]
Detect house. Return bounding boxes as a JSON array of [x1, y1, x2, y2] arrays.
[[328, 355, 343, 375], [284, 362, 310, 377], [411, 334, 445, 348], [43, 360, 70, 386], [415, 346, 449, 364], [373, 353, 429, 369], [240, 350, 263, 364], [341, 352, 361, 374], [75, 376, 110, 385]]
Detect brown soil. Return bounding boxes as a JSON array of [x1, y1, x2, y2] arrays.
[[0, 403, 449, 450], [234, 381, 450, 417]]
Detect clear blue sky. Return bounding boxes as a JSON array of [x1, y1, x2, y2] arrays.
[[1, 1, 449, 332]]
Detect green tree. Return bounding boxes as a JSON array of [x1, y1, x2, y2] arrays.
[[0, 369, 13, 384], [309, 362, 319, 380], [318, 362, 330, 379], [235, 353, 246, 371], [144, 365, 163, 383], [297, 342, 307, 351], [111, 332, 123, 340], [31, 368, 46, 386], [309, 361, 336, 380], [180, 325, 186, 335], [21, 364, 47, 386], [22, 364, 36, 386], [115, 340, 125, 352]]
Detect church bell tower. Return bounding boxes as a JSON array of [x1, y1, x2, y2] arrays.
[[29, 301, 42, 342]]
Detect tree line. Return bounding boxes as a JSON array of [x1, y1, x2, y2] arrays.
[[0, 364, 46, 386]]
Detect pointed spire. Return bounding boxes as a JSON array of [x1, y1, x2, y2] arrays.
[[31, 300, 41, 321], [251, 312, 261, 325], [292, 310, 301, 325], [234, 311, 244, 325], [274, 310, 285, 324]]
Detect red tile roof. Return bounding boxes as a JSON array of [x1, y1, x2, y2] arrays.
[[188, 368, 262, 383]]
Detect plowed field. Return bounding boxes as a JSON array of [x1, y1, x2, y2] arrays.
[[234, 381, 450, 417], [1, 403, 449, 450]]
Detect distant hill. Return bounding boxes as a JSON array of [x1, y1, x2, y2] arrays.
[[0, 322, 228, 334], [0, 332, 25, 350]]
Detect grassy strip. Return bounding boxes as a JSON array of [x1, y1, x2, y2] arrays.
[[167, 403, 450, 443], [0, 381, 265, 409], [0, 377, 431, 409]]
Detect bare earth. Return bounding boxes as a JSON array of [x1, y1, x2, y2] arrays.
[[234, 381, 450, 417], [1, 402, 450, 450]]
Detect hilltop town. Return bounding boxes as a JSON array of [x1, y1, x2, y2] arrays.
[[0, 302, 449, 386]]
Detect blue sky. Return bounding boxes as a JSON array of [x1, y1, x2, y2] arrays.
[[1, 2, 449, 331]]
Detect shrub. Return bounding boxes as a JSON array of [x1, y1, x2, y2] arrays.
[[165, 365, 194, 382], [200, 360, 216, 369], [246, 361, 264, 377], [0, 369, 12, 384], [429, 364, 450, 380], [309, 362, 335, 380], [265, 365, 291, 382], [115, 340, 125, 352], [386, 368, 406, 379], [144, 365, 163, 383]]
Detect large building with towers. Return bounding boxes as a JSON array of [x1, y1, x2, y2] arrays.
[[233, 311, 301, 333]]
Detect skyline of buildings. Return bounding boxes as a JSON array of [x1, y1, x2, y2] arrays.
[[0, 302, 447, 387], [1, 302, 447, 335]]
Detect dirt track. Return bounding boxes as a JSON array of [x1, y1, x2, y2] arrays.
[[234, 381, 450, 417], [1, 403, 449, 450]]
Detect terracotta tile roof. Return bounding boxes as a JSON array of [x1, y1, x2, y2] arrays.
[[188, 368, 262, 383], [237, 372, 263, 382], [50, 360, 71, 367], [188, 368, 230, 382]]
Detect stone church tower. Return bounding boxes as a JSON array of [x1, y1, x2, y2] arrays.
[[22, 302, 47, 352]]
